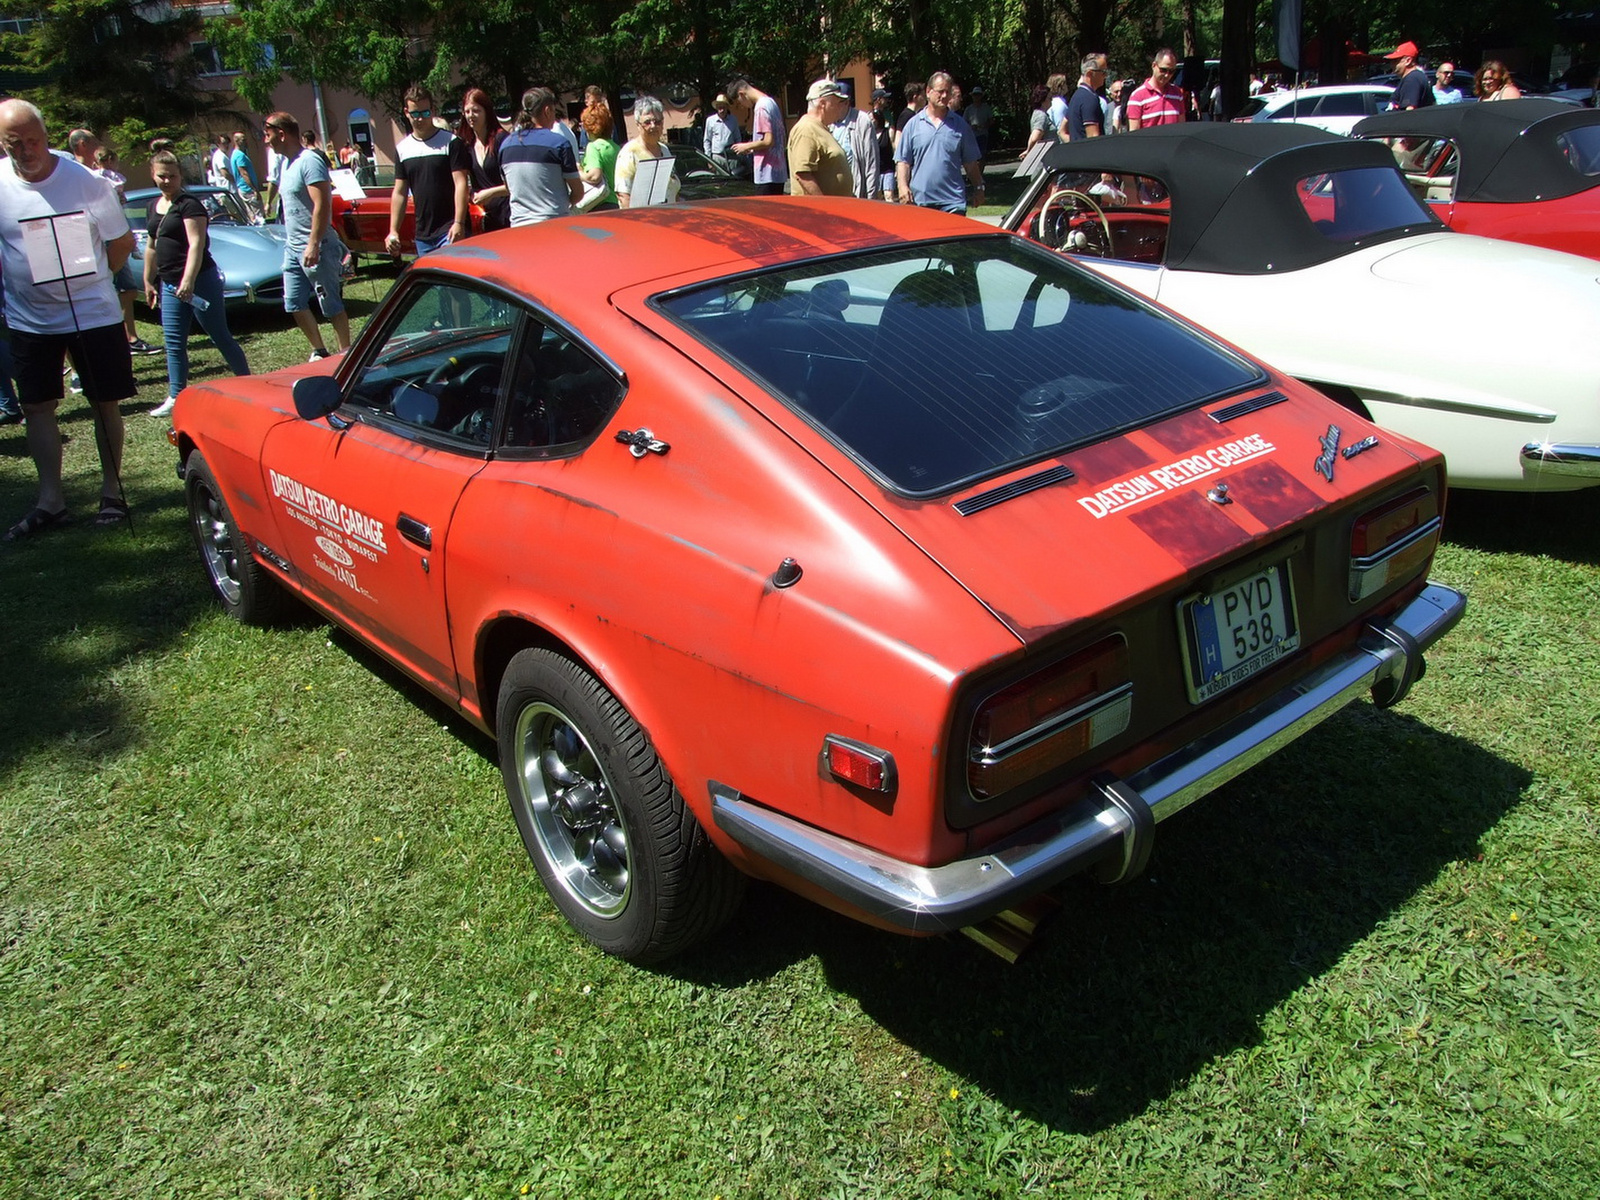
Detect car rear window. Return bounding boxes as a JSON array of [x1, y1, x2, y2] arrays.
[[1294, 166, 1435, 243], [656, 238, 1263, 496], [1557, 125, 1600, 177]]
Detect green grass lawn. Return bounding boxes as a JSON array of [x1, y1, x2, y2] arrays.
[[1, 275, 1597, 1198]]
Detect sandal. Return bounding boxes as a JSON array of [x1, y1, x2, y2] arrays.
[[4, 506, 71, 542], [94, 496, 130, 527]]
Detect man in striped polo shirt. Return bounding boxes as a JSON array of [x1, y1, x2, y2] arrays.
[[1127, 48, 1188, 130]]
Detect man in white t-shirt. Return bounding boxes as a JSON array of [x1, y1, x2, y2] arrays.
[[209, 134, 231, 188], [0, 99, 137, 540]]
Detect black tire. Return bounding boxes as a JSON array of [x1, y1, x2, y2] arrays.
[[185, 451, 289, 625], [497, 648, 744, 963]]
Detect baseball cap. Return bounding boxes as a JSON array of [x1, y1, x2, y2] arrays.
[[806, 78, 847, 103], [1385, 41, 1420, 60]]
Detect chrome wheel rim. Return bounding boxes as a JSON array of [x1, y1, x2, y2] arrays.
[[514, 702, 631, 917], [192, 482, 241, 605]]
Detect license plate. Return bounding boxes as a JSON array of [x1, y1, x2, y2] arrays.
[[1181, 562, 1300, 702]]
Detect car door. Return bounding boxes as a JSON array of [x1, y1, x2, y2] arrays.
[[258, 277, 512, 695]]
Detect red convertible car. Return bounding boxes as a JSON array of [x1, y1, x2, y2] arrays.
[[170, 199, 1464, 963], [1353, 98, 1600, 259]]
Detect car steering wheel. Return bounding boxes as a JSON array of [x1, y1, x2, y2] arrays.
[[1036, 188, 1113, 258]]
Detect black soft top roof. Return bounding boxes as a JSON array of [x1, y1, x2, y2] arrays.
[[1352, 98, 1600, 202], [1034, 123, 1443, 274]]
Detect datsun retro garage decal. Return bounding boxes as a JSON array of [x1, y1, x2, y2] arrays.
[[1078, 434, 1277, 518], [268, 469, 388, 596]]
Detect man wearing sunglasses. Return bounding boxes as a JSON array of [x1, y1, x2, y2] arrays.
[[1433, 61, 1465, 105], [1127, 48, 1188, 130], [385, 84, 470, 258]]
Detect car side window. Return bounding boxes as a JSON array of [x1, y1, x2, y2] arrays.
[[1315, 93, 1368, 117], [501, 322, 623, 452], [346, 282, 515, 446]]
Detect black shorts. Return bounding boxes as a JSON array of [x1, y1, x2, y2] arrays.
[[10, 322, 137, 407]]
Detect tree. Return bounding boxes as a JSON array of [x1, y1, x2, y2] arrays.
[[0, 0, 216, 151]]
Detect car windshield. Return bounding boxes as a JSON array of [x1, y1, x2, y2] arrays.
[[1294, 166, 1435, 243], [656, 238, 1263, 496], [196, 190, 252, 225]]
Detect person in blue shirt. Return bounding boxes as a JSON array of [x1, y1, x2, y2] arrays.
[[894, 72, 984, 214], [228, 132, 262, 221]]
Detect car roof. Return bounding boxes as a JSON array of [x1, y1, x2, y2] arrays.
[[417, 198, 989, 302], [1352, 97, 1600, 202], [1035, 123, 1441, 274], [1247, 83, 1390, 110]]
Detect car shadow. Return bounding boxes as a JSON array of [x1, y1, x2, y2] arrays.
[[669, 703, 1527, 1133], [1444, 487, 1600, 565]]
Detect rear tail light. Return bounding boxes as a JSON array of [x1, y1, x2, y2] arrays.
[[1349, 485, 1442, 601], [822, 735, 897, 794], [968, 636, 1132, 800]]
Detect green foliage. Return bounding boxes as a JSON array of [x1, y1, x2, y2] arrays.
[[0, 0, 214, 148]]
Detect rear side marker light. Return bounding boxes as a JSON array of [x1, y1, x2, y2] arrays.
[[822, 735, 897, 794], [1350, 486, 1442, 602], [968, 636, 1132, 800]]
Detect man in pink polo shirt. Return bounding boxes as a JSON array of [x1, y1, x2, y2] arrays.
[[1127, 48, 1188, 130]]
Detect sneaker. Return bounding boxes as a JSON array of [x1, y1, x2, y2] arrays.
[[128, 338, 161, 355], [68, 373, 83, 394], [308, 348, 330, 362], [148, 397, 177, 419], [0, 403, 22, 426]]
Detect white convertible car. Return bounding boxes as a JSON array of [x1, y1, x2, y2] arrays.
[[1002, 124, 1600, 491]]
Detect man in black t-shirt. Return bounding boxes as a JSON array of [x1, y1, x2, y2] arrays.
[[384, 83, 470, 257], [1385, 41, 1436, 111]]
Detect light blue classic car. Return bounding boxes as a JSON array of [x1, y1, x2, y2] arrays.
[[124, 186, 289, 307]]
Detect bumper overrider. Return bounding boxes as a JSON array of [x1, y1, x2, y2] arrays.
[[711, 582, 1466, 935], [1521, 442, 1600, 479]]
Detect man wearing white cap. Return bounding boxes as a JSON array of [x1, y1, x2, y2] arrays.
[[788, 79, 854, 197], [1386, 41, 1435, 110]]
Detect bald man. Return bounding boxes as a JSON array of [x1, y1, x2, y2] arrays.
[[0, 98, 137, 539]]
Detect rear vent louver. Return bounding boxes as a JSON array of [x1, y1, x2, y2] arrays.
[[954, 465, 1076, 516], [1210, 390, 1288, 423]]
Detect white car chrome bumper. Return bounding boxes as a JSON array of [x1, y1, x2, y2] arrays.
[[1522, 442, 1600, 479]]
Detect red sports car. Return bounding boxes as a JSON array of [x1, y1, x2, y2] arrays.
[[332, 186, 485, 257], [1354, 98, 1600, 259], [169, 199, 1464, 963]]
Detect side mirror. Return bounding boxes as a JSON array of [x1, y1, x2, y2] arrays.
[[292, 374, 344, 422]]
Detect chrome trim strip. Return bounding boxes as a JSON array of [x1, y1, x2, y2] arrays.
[[1520, 442, 1600, 478], [972, 682, 1133, 765], [711, 583, 1466, 934], [1362, 390, 1558, 423]]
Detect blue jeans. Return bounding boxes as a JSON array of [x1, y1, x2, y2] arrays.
[[161, 264, 250, 396]]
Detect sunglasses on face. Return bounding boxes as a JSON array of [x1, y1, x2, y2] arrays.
[[408, 109, 432, 120]]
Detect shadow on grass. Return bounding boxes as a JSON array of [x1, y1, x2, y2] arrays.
[[1444, 487, 1600, 565], [672, 702, 1528, 1134], [0, 461, 204, 773]]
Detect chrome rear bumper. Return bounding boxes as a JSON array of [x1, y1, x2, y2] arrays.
[[1521, 442, 1600, 479], [711, 582, 1466, 934]]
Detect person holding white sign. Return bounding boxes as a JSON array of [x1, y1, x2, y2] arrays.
[[614, 97, 680, 208], [0, 98, 136, 540]]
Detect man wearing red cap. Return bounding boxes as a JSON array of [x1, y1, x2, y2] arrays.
[[1387, 41, 1435, 110]]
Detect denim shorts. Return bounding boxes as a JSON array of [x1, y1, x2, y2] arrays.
[[282, 239, 347, 316]]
